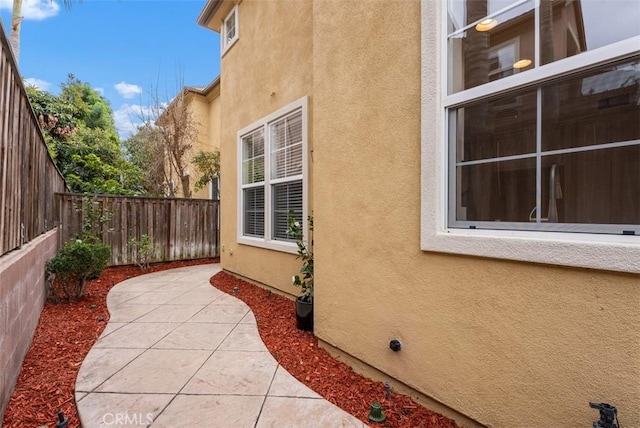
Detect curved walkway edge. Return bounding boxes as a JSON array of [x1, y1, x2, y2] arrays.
[[75, 264, 366, 427]]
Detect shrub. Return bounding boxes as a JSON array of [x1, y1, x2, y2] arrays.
[[129, 234, 153, 271], [46, 240, 111, 301]]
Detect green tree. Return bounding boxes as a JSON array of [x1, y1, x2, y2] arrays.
[[122, 125, 167, 196], [192, 150, 220, 191], [26, 76, 144, 195]]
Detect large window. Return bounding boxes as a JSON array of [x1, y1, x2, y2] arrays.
[[238, 97, 307, 252], [421, 0, 640, 273]]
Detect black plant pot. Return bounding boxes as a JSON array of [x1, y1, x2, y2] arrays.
[[296, 297, 314, 332]]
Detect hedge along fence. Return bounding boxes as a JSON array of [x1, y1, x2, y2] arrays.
[[0, 20, 66, 258], [56, 193, 220, 266]]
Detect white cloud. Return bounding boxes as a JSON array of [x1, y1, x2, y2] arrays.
[[113, 104, 145, 139], [23, 77, 51, 91], [114, 81, 142, 99], [0, 0, 60, 21]]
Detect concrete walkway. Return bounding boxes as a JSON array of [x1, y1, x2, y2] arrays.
[[75, 264, 366, 427]]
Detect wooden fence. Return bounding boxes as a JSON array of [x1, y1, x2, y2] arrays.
[[0, 20, 67, 257], [56, 193, 219, 266]]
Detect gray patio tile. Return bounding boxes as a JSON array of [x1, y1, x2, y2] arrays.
[[94, 322, 179, 349], [256, 396, 366, 428], [98, 322, 126, 339], [186, 304, 249, 324], [123, 290, 186, 305], [268, 366, 321, 398], [182, 350, 277, 395], [76, 348, 145, 392], [77, 392, 172, 428], [239, 311, 257, 324], [152, 394, 263, 428], [96, 349, 211, 394], [210, 293, 247, 305], [107, 304, 160, 323], [167, 289, 219, 305], [218, 323, 266, 352], [106, 291, 146, 307], [134, 304, 206, 323], [152, 322, 235, 350], [75, 392, 87, 403]]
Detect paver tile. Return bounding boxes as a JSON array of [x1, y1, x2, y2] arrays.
[[77, 392, 172, 428], [152, 322, 235, 350], [186, 304, 248, 324], [94, 322, 179, 349], [256, 396, 366, 428], [76, 348, 145, 392], [268, 366, 321, 398], [134, 304, 206, 323], [218, 323, 266, 352]]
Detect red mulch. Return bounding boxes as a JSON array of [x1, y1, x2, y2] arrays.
[[1, 258, 218, 428], [210, 271, 459, 428]]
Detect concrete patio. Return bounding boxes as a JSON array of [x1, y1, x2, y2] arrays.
[[75, 264, 366, 427]]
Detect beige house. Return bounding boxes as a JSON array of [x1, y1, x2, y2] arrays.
[[198, 1, 640, 426], [160, 78, 221, 199]]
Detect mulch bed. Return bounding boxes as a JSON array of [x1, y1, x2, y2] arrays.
[[211, 271, 458, 428], [1, 258, 218, 428], [3, 261, 458, 428]]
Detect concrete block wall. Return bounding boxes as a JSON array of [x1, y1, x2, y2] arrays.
[[0, 230, 58, 421]]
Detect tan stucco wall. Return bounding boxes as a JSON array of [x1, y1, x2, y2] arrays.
[[312, 1, 639, 427], [217, 0, 313, 294]]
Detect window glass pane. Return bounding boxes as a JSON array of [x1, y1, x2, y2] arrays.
[[542, 59, 640, 151], [448, 0, 535, 93], [271, 111, 303, 179], [448, 0, 531, 33], [242, 130, 264, 184], [456, 158, 536, 222], [272, 181, 303, 240], [540, 0, 640, 65], [541, 146, 640, 226], [225, 11, 236, 43], [453, 88, 537, 162], [244, 187, 264, 237]]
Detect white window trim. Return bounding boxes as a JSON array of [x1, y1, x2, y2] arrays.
[[237, 96, 308, 254], [420, 0, 640, 274], [221, 5, 239, 57]]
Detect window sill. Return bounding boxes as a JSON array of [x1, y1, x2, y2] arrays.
[[238, 235, 298, 254], [421, 227, 640, 274], [221, 37, 238, 58]]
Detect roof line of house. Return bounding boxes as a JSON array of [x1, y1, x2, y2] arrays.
[[197, 0, 223, 28], [186, 76, 221, 96]]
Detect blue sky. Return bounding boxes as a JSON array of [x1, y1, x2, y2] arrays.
[[0, 0, 221, 139]]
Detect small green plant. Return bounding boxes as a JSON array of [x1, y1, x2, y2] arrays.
[[129, 234, 153, 271], [191, 150, 220, 191], [287, 212, 313, 302], [75, 195, 113, 243], [46, 240, 111, 301]]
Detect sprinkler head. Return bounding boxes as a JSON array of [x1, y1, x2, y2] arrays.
[[368, 402, 386, 423]]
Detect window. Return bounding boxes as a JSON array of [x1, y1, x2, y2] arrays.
[[221, 5, 238, 55], [421, 0, 640, 273], [237, 97, 307, 253]]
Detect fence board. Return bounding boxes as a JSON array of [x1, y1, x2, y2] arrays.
[[0, 21, 65, 257], [56, 193, 219, 266]]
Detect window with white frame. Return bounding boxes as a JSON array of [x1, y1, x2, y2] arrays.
[[238, 97, 307, 252], [420, 0, 640, 273], [445, 0, 639, 235], [222, 5, 238, 55]]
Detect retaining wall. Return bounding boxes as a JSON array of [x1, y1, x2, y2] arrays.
[[0, 229, 58, 420]]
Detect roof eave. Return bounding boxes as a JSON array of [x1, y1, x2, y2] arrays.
[[197, 0, 223, 29]]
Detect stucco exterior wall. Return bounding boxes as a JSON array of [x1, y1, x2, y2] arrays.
[[190, 94, 219, 200], [311, 1, 639, 427], [0, 230, 58, 421], [218, 0, 313, 294]]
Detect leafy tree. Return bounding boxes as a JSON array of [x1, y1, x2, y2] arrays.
[[192, 150, 220, 191], [122, 125, 167, 196], [26, 76, 144, 195]]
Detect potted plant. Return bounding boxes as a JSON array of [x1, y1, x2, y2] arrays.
[[287, 212, 314, 332]]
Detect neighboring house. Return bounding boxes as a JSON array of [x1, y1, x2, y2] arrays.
[[159, 78, 221, 199], [198, 1, 639, 427]]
